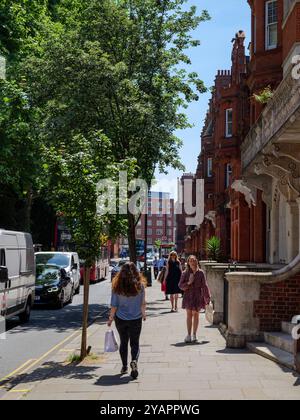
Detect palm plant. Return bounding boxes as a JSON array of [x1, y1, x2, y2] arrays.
[[205, 236, 221, 262]]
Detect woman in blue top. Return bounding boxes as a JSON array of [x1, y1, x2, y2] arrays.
[[107, 262, 146, 379]]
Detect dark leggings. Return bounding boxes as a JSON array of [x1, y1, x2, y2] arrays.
[[115, 316, 142, 368]]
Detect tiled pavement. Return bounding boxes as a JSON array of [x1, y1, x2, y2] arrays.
[[1, 281, 300, 400]]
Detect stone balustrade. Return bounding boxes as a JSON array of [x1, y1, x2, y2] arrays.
[[241, 71, 300, 171], [200, 262, 275, 326]]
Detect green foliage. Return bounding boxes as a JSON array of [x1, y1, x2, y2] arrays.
[[253, 86, 274, 105], [205, 236, 221, 262], [0, 78, 42, 195]]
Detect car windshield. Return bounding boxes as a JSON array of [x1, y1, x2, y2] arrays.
[[36, 264, 60, 282], [36, 253, 70, 268]]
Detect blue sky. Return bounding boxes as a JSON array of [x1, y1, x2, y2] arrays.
[[154, 0, 251, 198]]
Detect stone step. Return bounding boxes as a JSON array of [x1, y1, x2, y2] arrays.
[[247, 342, 295, 371], [281, 321, 295, 335], [264, 331, 294, 354]]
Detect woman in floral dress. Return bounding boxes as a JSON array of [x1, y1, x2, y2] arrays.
[[179, 255, 211, 343]]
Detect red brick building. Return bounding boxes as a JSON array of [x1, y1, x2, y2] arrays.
[[184, 0, 300, 265], [136, 191, 175, 251], [184, 31, 249, 260]]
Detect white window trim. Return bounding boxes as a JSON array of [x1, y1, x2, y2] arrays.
[[225, 108, 233, 138], [207, 157, 213, 178], [225, 163, 233, 189], [265, 0, 278, 51]]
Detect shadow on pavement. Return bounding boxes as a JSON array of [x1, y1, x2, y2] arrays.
[[5, 304, 109, 334], [95, 374, 132, 386], [3, 361, 100, 391], [171, 341, 210, 348]]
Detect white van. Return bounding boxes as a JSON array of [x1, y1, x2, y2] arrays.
[[35, 252, 81, 296], [0, 230, 35, 323]]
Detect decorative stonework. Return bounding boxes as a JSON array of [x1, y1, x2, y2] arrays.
[[205, 211, 216, 228], [241, 72, 300, 170]]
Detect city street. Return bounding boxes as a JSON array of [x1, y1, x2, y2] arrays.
[[0, 279, 111, 383]]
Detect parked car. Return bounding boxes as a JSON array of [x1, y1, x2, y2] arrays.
[[111, 260, 127, 280], [0, 230, 35, 323], [35, 252, 80, 295], [111, 260, 143, 281], [109, 259, 119, 271], [34, 264, 73, 308]]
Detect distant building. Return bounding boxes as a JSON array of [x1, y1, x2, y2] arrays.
[[136, 191, 175, 252]]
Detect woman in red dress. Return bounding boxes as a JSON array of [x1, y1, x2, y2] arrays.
[[179, 255, 211, 343]]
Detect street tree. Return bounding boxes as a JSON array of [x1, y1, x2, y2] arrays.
[[24, 0, 210, 262], [43, 131, 126, 359]]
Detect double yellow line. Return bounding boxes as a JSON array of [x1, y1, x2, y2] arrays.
[[0, 329, 81, 394], [0, 306, 109, 397]]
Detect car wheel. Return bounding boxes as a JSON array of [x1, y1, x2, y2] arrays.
[[19, 298, 31, 323]]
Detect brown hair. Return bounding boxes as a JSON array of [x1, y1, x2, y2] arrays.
[[167, 251, 180, 266], [112, 262, 147, 297], [185, 255, 200, 274]]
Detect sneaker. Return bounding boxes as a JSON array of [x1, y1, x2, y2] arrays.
[[130, 360, 138, 380], [120, 366, 128, 375], [184, 335, 192, 343], [192, 334, 198, 343]]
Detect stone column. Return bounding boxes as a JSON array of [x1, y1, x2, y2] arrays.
[[287, 201, 300, 262], [205, 265, 228, 325], [269, 199, 280, 264], [225, 272, 270, 348]]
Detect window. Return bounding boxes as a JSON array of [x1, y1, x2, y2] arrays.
[[168, 229, 172, 236], [225, 109, 233, 137], [0, 249, 5, 266], [147, 220, 152, 226], [156, 229, 163, 235], [207, 158, 213, 177], [136, 229, 142, 236], [266, 1, 278, 50], [225, 164, 233, 188], [157, 220, 163, 227], [148, 238, 153, 245], [167, 220, 172, 227], [147, 229, 152, 235]]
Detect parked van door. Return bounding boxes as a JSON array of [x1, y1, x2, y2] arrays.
[[0, 248, 7, 316], [5, 234, 20, 315]]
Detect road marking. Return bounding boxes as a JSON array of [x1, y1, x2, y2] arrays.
[[0, 359, 35, 383], [18, 329, 82, 375], [8, 389, 30, 393], [0, 306, 110, 396]]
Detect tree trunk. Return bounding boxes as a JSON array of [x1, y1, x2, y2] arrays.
[[80, 265, 90, 360], [24, 188, 33, 233], [128, 213, 137, 264]]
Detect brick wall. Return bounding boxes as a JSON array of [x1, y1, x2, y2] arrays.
[[253, 274, 300, 331]]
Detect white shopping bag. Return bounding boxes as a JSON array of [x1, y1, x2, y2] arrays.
[[104, 329, 119, 353]]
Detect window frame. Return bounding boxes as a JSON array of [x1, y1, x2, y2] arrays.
[[225, 108, 233, 138], [225, 163, 233, 189], [207, 157, 213, 178], [265, 0, 278, 51]]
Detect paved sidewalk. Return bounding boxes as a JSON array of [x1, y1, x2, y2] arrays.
[[1, 281, 300, 400]]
